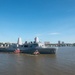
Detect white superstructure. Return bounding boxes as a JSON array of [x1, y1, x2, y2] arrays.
[[34, 37, 39, 43], [17, 37, 22, 45]]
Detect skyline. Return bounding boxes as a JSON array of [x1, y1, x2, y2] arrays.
[[0, 0, 75, 43]]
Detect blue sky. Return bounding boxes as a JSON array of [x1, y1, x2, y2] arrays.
[[0, 0, 75, 43]]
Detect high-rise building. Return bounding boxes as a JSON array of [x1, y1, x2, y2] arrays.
[[58, 41, 61, 46], [58, 41, 60, 44], [62, 41, 64, 45]]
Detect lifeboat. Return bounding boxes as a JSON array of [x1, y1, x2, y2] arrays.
[[14, 48, 20, 53]]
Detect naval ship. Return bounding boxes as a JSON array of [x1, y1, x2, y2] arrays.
[[0, 37, 57, 54]]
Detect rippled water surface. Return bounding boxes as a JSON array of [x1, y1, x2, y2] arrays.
[[0, 47, 75, 75]]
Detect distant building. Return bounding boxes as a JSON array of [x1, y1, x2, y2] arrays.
[[58, 41, 60, 44], [58, 41, 61, 46], [61, 41, 65, 46], [44, 41, 50, 44]]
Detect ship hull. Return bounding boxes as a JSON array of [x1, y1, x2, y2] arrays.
[[0, 47, 57, 54], [20, 47, 56, 54], [0, 48, 15, 52], [36, 48, 56, 54]]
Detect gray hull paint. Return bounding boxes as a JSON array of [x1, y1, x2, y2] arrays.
[[0, 47, 56, 54], [37, 48, 56, 54], [0, 48, 15, 52]]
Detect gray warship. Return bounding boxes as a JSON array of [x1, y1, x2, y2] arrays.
[[0, 37, 57, 54]]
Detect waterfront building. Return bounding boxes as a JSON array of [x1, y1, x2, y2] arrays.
[[44, 41, 50, 44], [58, 41, 61, 46]]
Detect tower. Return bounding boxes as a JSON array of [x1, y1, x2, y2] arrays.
[[34, 37, 39, 43], [17, 37, 22, 45]]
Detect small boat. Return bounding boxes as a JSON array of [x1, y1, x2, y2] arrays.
[[14, 48, 20, 53], [33, 50, 40, 55]]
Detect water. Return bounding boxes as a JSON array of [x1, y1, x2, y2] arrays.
[[0, 47, 75, 75]]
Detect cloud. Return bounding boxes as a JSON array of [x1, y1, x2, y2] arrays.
[[35, 32, 60, 37], [48, 32, 60, 35], [35, 34, 43, 36]]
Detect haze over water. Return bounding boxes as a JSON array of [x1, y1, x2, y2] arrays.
[[0, 47, 75, 75]]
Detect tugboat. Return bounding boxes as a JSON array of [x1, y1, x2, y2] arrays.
[[14, 48, 20, 53], [33, 50, 40, 55]]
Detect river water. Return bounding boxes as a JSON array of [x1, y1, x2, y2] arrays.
[[0, 47, 75, 75]]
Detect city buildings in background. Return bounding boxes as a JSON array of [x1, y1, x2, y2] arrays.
[[0, 38, 75, 48], [44, 40, 75, 47]]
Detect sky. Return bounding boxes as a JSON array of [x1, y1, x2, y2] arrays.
[[0, 0, 75, 43]]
